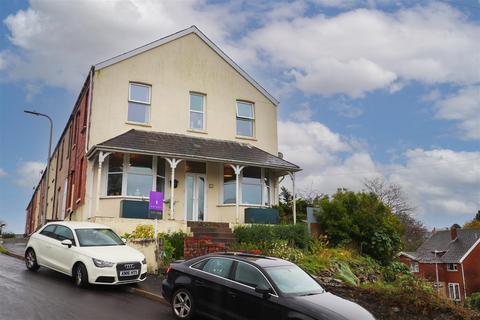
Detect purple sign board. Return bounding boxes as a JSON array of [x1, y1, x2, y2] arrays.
[[149, 191, 163, 212]]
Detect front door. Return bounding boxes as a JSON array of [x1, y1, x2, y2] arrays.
[[185, 173, 206, 221]]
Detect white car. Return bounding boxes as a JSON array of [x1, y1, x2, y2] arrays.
[[25, 221, 147, 287]]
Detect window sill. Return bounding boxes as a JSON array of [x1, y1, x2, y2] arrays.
[[235, 135, 257, 141], [187, 129, 208, 135], [100, 195, 150, 200], [217, 204, 269, 208], [125, 121, 152, 127]]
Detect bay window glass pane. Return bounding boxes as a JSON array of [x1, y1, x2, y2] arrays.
[[190, 94, 204, 112], [223, 165, 236, 204], [236, 118, 253, 136], [127, 174, 152, 197], [107, 174, 122, 196], [128, 102, 149, 123], [242, 183, 262, 204], [237, 102, 253, 118], [108, 153, 123, 173], [190, 111, 204, 130], [156, 176, 165, 193], [157, 158, 166, 177], [128, 154, 153, 175], [130, 84, 150, 103], [243, 167, 261, 182]]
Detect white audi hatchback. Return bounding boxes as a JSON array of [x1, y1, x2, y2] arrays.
[[25, 221, 147, 287]]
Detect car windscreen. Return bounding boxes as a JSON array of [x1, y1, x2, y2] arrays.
[[75, 228, 125, 247], [265, 265, 324, 295]]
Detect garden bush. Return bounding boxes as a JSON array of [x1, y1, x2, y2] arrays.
[[264, 240, 304, 263], [467, 292, 480, 312], [234, 224, 311, 249], [1, 231, 16, 239], [160, 231, 187, 260]]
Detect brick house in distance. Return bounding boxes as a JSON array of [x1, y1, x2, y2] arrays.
[[25, 26, 301, 236], [399, 226, 480, 302]]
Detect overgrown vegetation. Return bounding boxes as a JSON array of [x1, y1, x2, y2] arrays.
[[0, 231, 16, 239], [464, 211, 480, 229], [468, 293, 480, 313], [233, 224, 311, 249]]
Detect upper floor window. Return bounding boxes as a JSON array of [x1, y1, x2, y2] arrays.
[[128, 83, 151, 124], [236, 101, 254, 137], [189, 93, 205, 130], [447, 263, 458, 271]]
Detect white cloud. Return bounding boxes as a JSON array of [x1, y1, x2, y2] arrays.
[[0, 168, 6, 177], [15, 161, 44, 188], [291, 103, 314, 121], [435, 86, 480, 140], [246, 3, 480, 97], [2, 0, 245, 90], [279, 120, 480, 223]]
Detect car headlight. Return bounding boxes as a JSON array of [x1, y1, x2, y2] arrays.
[[92, 258, 115, 268], [142, 258, 147, 265]]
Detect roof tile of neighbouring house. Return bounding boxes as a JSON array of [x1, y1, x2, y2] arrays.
[[413, 229, 480, 263], [89, 129, 300, 171]]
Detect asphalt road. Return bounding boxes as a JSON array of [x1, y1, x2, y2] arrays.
[[0, 253, 175, 320]]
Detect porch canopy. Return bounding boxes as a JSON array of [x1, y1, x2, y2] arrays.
[[87, 129, 301, 223]]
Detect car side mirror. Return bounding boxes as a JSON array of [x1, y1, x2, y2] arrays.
[[122, 238, 127, 244], [61, 239, 73, 248], [255, 284, 273, 299]]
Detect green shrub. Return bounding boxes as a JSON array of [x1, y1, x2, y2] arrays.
[[162, 239, 175, 266], [467, 292, 480, 312], [234, 224, 311, 249], [382, 261, 411, 283], [160, 231, 187, 260], [228, 242, 263, 254], [264, 240, 304, 263], [1, 232, 16, 239], [131, 225, 154, 239]]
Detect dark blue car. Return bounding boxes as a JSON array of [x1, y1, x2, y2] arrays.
[[162, 252, 375, 320]]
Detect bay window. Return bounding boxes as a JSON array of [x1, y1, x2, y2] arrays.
[[222, 165, 271, 206], [128, 83, 151, 123], [236, 101, 254, 137], [105, 153, 166, 197]]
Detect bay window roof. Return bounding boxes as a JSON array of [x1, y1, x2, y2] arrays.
[[87, 129, 300, 172]]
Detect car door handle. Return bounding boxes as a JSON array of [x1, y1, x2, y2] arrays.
[[227, 290, 237, 299], [194, 280, 205, 285]]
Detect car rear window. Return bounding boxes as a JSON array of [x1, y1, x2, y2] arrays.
[[197, 258, 233, 278]]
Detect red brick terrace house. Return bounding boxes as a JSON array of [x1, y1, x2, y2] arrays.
[[399, 227, 480, 302]]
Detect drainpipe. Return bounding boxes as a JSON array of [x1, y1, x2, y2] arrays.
[[461, 263, 467, 301]]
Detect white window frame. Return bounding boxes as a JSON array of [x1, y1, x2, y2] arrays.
[[103, 154, 166, 199], [189, 92, 206, 131], [128, 83, 151, 124], [448, 283, 461, 301], [410, 261, 419, 273], [220, 165, 272, 206], [236, 101, 255, 137], [447, 263, 458, 272]]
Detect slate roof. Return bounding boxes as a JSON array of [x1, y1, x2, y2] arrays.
[[410, 229, 480, 263], [88, 129, 300, 171]]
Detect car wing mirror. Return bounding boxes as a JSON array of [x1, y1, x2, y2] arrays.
[[61, 239, 73, 248], [122, 238, 127, 244], [255, 284, 273, 299]]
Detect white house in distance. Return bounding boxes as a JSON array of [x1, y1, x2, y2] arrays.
[[25, 26, 301, 236]]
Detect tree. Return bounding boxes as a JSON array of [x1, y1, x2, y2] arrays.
[[277, 187, 309, 224], [363, 177, 427, 251], [464, 211, 480, 229], [0, 220, 5, 235], [316, 190, 403, 263]]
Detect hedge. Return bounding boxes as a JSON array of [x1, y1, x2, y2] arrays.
[[233, 224, 311, 249]]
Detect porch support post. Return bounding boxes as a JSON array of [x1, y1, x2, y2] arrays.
[[166, 158, 182, 220], [96, 151, 111, 214], [288, 172, 296, 225], [229, 164, 244, 224]]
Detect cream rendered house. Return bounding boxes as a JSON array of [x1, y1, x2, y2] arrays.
[[26, 26, 300, 235]]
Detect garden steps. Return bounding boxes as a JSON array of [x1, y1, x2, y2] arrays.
[[187, 221, 237, 247]]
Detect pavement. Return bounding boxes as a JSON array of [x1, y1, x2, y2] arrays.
[[0, 253, 175, 320]]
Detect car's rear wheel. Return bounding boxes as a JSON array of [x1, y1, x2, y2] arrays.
[[73, 263, 89, 288], [25, 248, 39, 271], [172, 288, 195, 319]]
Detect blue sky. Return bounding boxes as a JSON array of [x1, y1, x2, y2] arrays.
[[0, 0, 479, 233]]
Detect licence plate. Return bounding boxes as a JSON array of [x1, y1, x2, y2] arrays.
[[120, 270, 139, 277]]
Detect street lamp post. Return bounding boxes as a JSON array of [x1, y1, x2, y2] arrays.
[[24, 110, 53, 226]]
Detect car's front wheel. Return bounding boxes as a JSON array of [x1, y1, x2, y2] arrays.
[[172, 288, 195, 319], [25, 248, 40, 271], [73, 263, 89, 288]]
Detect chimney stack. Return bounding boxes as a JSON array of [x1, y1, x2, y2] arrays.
[[451, 225, 459, 241]]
